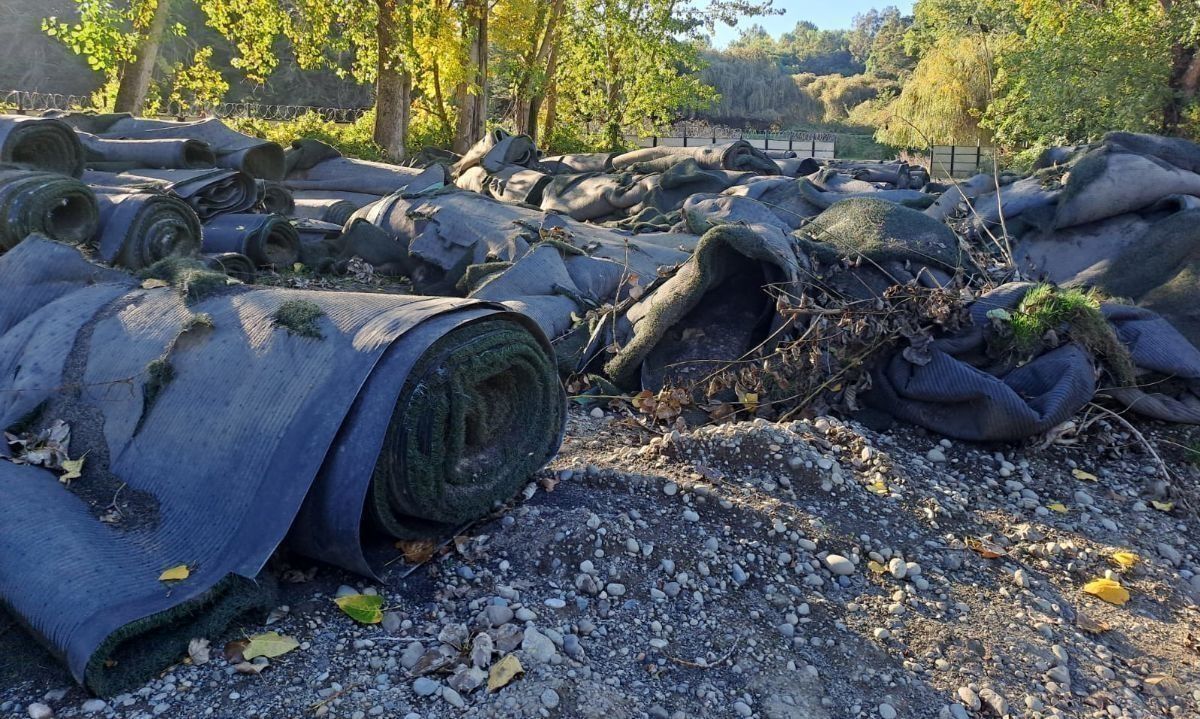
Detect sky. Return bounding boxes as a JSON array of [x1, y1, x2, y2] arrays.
[[707, 0, 915, 48]]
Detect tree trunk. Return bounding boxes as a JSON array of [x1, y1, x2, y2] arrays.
[[525, 31, 560, 144], [373, 0, 412, 161], [542, 79, 558, 143], [112, 0, 173, 114], [453, 0, 488, 153]]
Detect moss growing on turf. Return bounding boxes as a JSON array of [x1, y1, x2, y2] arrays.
[[137, 358, 176, 432], [273, 300, 325, 339], [1006, 284, 1134, 384], [139, 257, 236, 303], [183, 313, 214, 331]]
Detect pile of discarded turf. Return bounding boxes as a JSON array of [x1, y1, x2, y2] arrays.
[[7, 111, 1200, 694], [0, 237, 564, 695]]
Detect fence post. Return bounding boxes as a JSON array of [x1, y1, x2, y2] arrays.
[[810, 139, 816, 158], [652, 135, 658, 148], [682, 125, 688, 148], [950, 146, 957, 178]]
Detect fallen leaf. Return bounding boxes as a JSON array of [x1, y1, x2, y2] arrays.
[[1151, 500, 1175, 512], [334, 594, 384, 625], [58, 455, 85, 484], [1072, 468, 1098, 482], [396, 539, 437, 564], [537, 475, 560, 492], [487, 653, 524, 692], [866, 480, 889, 496], [965, 536, 1007, 559], [867, 560, 887, 574], [265, 606, 289, 626], [1047, 502, 1068, 513], [242, 631, 299, 659], [159, 564, 190, 582], [235, 660, 268, 675], [141, 278, 170, 289], [1075, 613, 1110, 634], [1144, 674, 1185, 697], [188, 638, 210, 666], [223, 639, 249, 664], [1110, 551, 1139, 571], [1082, 577, 1130, 606]]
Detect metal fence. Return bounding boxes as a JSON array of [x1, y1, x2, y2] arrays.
[[0, 89, 369, 123], [929, 144, 995, 178]]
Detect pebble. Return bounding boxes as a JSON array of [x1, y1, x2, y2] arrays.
[[878, 702, 897, 719], [485, 605, 514, 626], [1013, 568, 1029, 588], [413, 677, 440, 697], [541, 689, 561, 709], [734, 701, 753, 717], [26, 704, 52, 719], [81, 699, 107, 714], [887, 558, 906, 579], [825, 554, 855, 576], [957, 687, 980, 711], [926, 447, 946, 463], [544, 598, 567, 609], [682, 509, 700, 522], [590, 407, 604, 418], [605, 583, 627, 597], [522, 627, 558, 664]]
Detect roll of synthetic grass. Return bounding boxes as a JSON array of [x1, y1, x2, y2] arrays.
[[202, 251, 257, 283], [0, 114, 85, 177], [0, 236, 565, 694], [292, 196, 357, 225], [83, 168, 257, 220], [201, 212, 301, 269], [78, 133, 216, 170], [256, 180, 295, 215], [92, 190, 202, 269], [0, 167, 98, 250]]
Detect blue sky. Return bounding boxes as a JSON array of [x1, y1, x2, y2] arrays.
[[708, 1, 915, 48]]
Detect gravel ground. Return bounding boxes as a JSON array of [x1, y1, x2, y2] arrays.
[[2, 405, 1199, 719]]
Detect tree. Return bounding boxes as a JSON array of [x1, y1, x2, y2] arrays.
[[44, 0, 183, 113], [983, 0, 1175, 147]]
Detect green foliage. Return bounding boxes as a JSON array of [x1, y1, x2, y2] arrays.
[[983, 0, 1175, 148], [869, 32, 1000, 147], [1005, 284, 1134, 383], [167, 46, 229, 113], [43, 0, 156, 79], [228, 111, 388, 161]]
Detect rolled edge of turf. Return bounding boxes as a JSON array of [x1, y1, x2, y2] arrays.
[[93, 190, 203, 269], [83, 574, 276, 696], [0, 168, 98, 251], [202, 252, 257, 283], [370, 315, 566, 536], [201, 212, 301, 269], [0, 115, 85, 178]]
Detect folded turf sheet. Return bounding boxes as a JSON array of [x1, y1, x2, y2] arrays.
[[0, 237, 565, 695]]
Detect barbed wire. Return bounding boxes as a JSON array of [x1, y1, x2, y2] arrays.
[[0, 90, 369, 123]]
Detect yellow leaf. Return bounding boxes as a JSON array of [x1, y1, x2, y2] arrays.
[[59, 456, 85, 484], [292, 263, 304, 272], [141, 278, 169, 289], [242, 631, 299, 659], [333, 594, 383, 624], [1151, 500, 1175, 512], [1145, 674, 1185, 697], [1072, 468, 1098, 482], [867, 560, 887, 574], [1110, 551, 1139, 570], [866, 480, 889, 496], [159, 564, 190, 582], [1047, 502, 1068, 513], [487, 653, 524, 692], [1082, 577, 1130, 606], [395, 539, 437, 564]]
